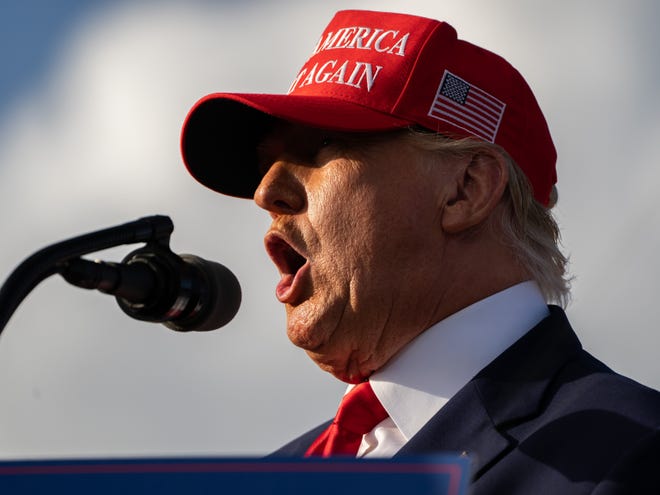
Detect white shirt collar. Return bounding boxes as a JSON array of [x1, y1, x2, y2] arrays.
[[368, 281, 549, 441]]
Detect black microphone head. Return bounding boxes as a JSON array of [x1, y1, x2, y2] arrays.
[[164, 255, 242, 332]]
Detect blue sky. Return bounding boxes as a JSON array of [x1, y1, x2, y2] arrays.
[[0, 1, 107, 116]]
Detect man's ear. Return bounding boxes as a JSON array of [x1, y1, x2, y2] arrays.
[[441, 150, 509, 234]]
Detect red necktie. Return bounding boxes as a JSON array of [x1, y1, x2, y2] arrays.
[[305, 381, 389, 457]]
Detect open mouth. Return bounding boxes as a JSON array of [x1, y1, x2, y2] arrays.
[[264, 233, 309, 303]]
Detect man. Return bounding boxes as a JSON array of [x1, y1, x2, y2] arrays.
[[180, 10, 660, 494]]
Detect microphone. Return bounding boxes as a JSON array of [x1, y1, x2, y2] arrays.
[[60, 245, 241, 332]]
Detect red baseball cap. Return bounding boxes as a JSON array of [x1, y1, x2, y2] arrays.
[[181, 9, 557, 206]]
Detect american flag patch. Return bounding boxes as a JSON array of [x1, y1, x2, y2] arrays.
[[428, 71, 506, 143]]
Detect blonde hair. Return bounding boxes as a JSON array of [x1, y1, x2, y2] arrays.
[[402, 129, 571, 306]]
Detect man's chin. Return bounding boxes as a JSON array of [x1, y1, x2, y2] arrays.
[[286, 328, 324, 352], [284, 304, 339, 352]]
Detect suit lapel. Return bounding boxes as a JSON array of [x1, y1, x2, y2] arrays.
[[269, 420, 331, 457], [395, 380, 511, 476], [396, 307, 583, 479]]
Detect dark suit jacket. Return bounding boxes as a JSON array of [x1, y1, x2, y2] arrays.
[[272, 307, 660, 494]]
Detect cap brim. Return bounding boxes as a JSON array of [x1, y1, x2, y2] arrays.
[[180, 93, 412, 198]]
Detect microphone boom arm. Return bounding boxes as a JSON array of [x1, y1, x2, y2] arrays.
[[0, 215, 174, 335]]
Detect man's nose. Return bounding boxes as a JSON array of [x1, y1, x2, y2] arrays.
[[254, 161, 306, 216]]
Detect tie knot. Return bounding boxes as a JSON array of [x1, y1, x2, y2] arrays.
[[334, 381, 389, 435], [305, 380, 389, 457]]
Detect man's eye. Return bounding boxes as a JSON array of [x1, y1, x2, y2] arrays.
[[319, 135, 349, 151]]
